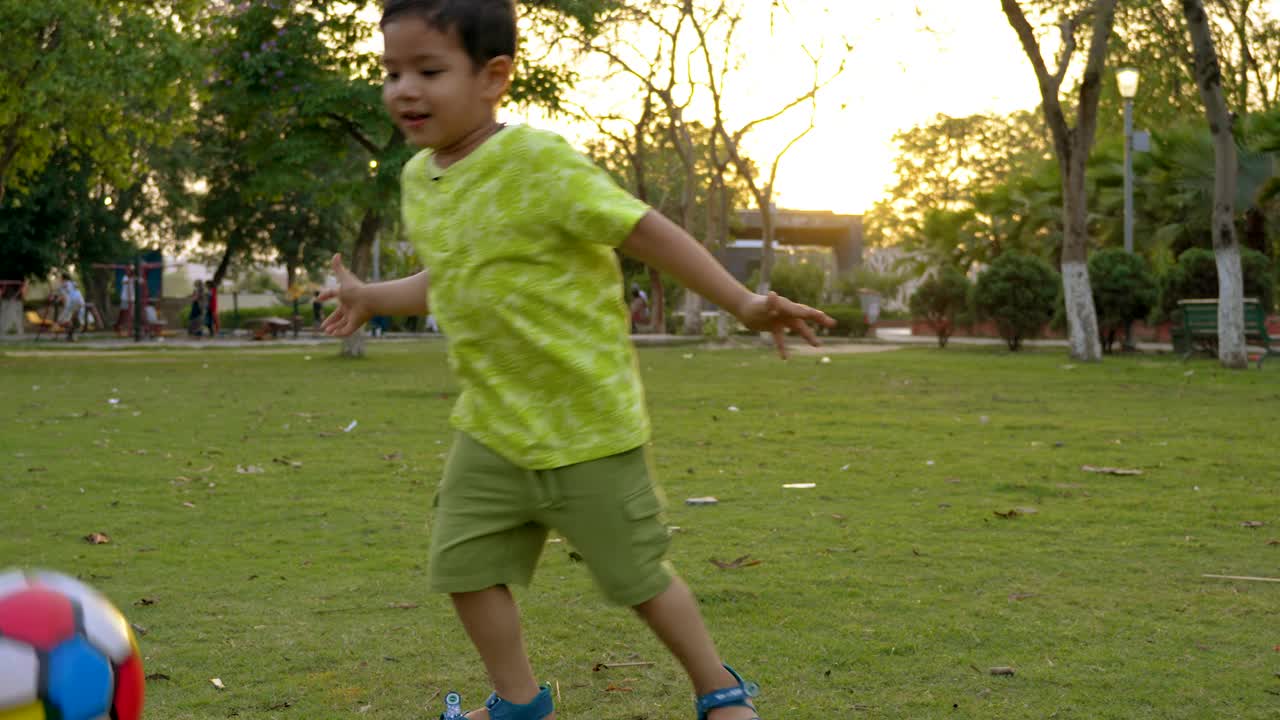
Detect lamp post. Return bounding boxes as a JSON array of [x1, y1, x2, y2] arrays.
[[1117, 68, 1140, 254], [1117, 68, 1143, 351]]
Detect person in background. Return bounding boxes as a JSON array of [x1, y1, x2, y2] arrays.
[[204, 280, 220, 338], [115, 267, 135, 337], [188, 280, 205, 336], [58, 272, 85, 342]]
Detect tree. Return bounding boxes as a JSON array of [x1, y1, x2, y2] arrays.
[[909, 267, 972, 348], [0, 0, 200, 202], [975, 252, 1060, 352], [866, 111, 1052, 254], [1002, 0, 1119, 362], [1183, 0, 1248, 368], [1088, 248, 1158, 352]]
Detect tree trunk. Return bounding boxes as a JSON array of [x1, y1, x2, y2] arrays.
[[756, 202, 776, 294], [341, 208, 382, 358], [1002, 0, 1115, 363], [211, 243, 235, 286], [1184, 0, 1247, 368], [1061, 148, 1104, 361], [647, 266, 664, 334]]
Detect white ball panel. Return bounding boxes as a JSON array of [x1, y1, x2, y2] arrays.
[[0, 637, 39, 708], [0, 570, 30, 598]]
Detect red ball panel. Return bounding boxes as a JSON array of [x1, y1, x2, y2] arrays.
[[0, 589, 75, 651], [112, 649, 145, 720]]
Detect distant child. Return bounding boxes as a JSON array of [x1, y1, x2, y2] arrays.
[[203, 280, 220, 337], [320, 2, 832, 718], [188, 280, 205, 336], [115, 267, 135, 336], [57, 272, 85, 342]]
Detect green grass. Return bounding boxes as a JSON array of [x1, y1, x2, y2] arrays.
[[2, 341, 1278, 719]]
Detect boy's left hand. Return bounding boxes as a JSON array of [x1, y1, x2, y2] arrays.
[[737, 292, 836, 359]]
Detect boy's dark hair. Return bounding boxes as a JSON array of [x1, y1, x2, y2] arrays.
[[381, 0, 517, 68]]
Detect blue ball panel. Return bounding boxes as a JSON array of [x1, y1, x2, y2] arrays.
[[45, 637, 113, 720]]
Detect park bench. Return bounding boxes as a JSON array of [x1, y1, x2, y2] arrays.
[[25, 311, 58, 332], [246, 316, 294, 340], [1176, 298, 1276, 368]]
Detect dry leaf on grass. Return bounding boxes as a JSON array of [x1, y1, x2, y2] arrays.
[[1241, 521, 1265, 528], [710, 555, 762, 570], [210, 678, 225, 690], [604, 684, 633, 692], [592, 661, 654, 672], [1082, 465, 1143, 476], [84, 532, 110, 545], [236, 464, 264, 474], [989, 667, 1016, 676]]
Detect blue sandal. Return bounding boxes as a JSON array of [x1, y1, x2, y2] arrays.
[[456, 686, 554, 720], [695, 665, 760, 720]]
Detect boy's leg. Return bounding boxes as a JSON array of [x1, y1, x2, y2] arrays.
[[451, 586, 552, 718], [634, 578, 758, 720], [544, 448, 756, 718]]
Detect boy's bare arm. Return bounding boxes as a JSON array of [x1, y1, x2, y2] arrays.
[[619, 211, 834, 358], [619, 211, 755, 318], [319, 254, 429, 337]]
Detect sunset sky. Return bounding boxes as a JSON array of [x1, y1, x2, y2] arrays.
[[368, 1, 1279, 217], [517, 1, 1055, 216], [516, 0, 1280, 216]]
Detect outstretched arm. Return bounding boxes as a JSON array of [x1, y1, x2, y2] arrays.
[[318, 254, 429, 337], [619, 210, 834, 358]]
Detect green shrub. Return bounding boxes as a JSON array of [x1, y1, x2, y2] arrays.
[[750, 261, 826, 308], [836, 266, 909, 302], [1159, 247, 1275, 316], [1088, 248, 1158, 353], [821, 303, 868, 338], [908, 267, 971, 348], [974, 252, 1059, 351], [179, 304, 332, 328]]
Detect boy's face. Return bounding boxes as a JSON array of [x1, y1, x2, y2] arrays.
[[381, 17, 512, 150]]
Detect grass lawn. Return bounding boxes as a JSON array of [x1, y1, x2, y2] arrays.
[[2, 340, 1277, 719]]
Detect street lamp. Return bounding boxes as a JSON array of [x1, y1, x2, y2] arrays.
[[1117, 68, 1140, 254]]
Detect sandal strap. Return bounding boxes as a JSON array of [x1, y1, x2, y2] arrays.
[[695, 665, 760, 720], [482, 686, 554, 720]]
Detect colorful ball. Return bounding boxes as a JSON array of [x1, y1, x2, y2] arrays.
[[0, 569, 144, 720]]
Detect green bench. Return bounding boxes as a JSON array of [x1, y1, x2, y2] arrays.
[[1175, 298, 1277, 368]]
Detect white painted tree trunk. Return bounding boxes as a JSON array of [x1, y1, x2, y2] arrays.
[[1061, 260, 1102, 360], [680, 289, 703, 335], [0, 298, 22, 337], [1215, 243, 1246, 365], [1184, 0, 1247, 368], [1061, 162, 1103, 361]]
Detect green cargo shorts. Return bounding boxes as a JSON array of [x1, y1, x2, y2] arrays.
[[427, 433, 674, 606]]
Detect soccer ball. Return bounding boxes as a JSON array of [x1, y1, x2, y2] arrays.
[[0, 569, 144, 720]]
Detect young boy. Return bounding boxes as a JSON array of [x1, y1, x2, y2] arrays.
[[321, 2, 832, 718]]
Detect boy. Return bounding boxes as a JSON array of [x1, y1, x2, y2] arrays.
[[321, 2, 832, 718]]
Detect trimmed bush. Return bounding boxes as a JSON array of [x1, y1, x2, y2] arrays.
[[751, 261, 826, 308], [1160, 247, 1275, 316], [1088, 249, 1158, 353], [974, 252, 1059, 351], [909, 266, 971, 348], [821, 303, 868, 338]]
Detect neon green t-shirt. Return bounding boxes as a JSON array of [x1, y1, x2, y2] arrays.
[[402, 124, 652, 469]]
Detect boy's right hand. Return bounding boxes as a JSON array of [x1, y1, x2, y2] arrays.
[[318, 254, 373, 337]]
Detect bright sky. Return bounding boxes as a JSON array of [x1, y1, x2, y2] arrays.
[[370, 1, 1280, 217], [515, 0, 1049, 216]]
